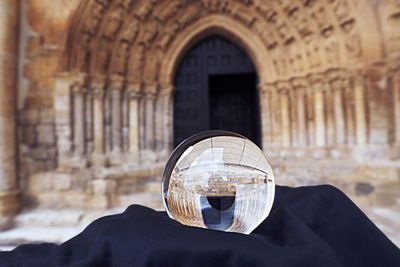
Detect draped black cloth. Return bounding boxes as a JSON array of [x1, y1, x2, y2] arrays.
[[1, 185, 399, 267]]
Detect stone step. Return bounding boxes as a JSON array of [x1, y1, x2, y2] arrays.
[[370, 207, 400, 248], [371, 207, 400, 229], [144, 181, 162, 194], [0, 226, 84, 251], [15, 209, 84, 227]]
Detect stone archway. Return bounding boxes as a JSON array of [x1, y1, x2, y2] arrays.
[[55, 0, 387, 169], [45, 0, 400, 207]]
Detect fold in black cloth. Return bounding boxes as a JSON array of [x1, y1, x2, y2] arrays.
[[1, 185, 399, 267]]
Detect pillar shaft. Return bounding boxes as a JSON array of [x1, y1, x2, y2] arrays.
[[344, 82, 356, 145], [145, 93, 156, 150], [138, 95, 145, 152], [314, 90, 325, 147], [333, 85, 345, 145], [325, 89, 335, 146], [128, 93, 140, 158], [289, 90, 298, 147], [163, 89, 174, 154], [111, 88, 122, 152], [306, 87, 315, 146], [354, 76, 367, 145], [93, 86, 105, 154], [393, 73, 400, 144], [259, 84, 271, 149], [280, 91, 290, 147], [296, 88, 307, 146], [72, 85, 86, 155]]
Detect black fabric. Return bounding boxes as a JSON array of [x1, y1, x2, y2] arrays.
[[1, 185, 399, 267]]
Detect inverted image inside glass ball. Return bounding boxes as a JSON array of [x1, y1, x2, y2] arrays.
[[162, 131, 275, 234]]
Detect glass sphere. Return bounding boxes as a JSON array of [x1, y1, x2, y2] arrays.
[[162, 131, 275, 234]]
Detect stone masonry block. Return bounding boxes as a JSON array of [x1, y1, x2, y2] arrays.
[[37, 124, 55, 144]]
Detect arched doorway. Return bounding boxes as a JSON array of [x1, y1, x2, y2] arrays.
[[173, 35, 261, 147]]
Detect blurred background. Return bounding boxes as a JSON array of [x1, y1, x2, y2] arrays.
[[0, 0, 399, 250]]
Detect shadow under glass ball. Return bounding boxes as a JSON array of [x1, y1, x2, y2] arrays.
[[162, 131, 275, 234]]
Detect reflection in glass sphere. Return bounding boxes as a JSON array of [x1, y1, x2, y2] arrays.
[[162, 131, 275, 234]]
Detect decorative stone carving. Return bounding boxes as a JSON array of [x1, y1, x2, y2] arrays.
[[111, 41, 130, 75], [341, 18, 362, 59], [103, 6, 125, 40], [119, 17, 140, 44]]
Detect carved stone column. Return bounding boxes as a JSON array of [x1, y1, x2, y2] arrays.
[[144, 85, 157, 153], [127, 83, 141, 161], [292, 78, 307, 147], [305, 83, 315, 147], [353, 72, 368, 145], [270, 84, 281, 148], [390, 68, 400, 144], [344, 75, 356, 145], [330, 76, 346, 145], [156, 86, 173, 160], [310, 75, 326, 147], [163, 86, 174, 155], [91, 77, 106, 164], [325, 84, 335, 146], [258, 83, 271, 149], [72, 81, 86, 156], [138, 92, 145, 154], [0, 0, 19, 227], [289, 85, 298, 147], [109, 76, 124, 154], [277, 81, 291, 147]]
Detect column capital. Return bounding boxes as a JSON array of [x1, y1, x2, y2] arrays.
[[308, 73, 327, 92], [290, 76, 308, 91], [144, 92, 157, 100], [276, 80, 291, 94], [70, 73, 87, 93], [90, 75, 106, 97], [108, 74, 125, 91], [71, 83, 85, 94], [351, 70, 367, 87], [158, 83, 174, 97], [325, 67, 342, 80], [258, 82, 276, 94], [144, 82, 159, 95]]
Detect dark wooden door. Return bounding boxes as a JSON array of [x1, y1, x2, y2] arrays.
[[209, 73, 260, 145], [173, 35, 261, 147]]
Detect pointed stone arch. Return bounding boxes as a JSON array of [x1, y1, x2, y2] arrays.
[[157, 14, 275, 91]]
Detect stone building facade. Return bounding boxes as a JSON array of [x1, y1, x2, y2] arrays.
[[0, 0, 400, 231]]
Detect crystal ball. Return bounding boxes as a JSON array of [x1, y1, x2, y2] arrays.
[[162, 131, 275, 234]]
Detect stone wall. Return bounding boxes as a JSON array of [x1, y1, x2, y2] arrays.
[[7, 0, 400, 216], [0, 0, 19, 229]]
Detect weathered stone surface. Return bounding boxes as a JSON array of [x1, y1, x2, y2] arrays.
[[20, 110, 38, 126], [20, 126, 37, 146], [90, 180, 116, 195], [37, 125, 55, 144], [28, 147, 49, 160], [28, 172, 53, 193], [39, 108, 54, 124], [52, 173, 72, 191]]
